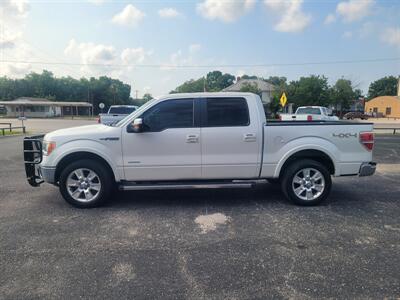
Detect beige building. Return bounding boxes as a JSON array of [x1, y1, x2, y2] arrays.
[[365, 79, 400, 118]]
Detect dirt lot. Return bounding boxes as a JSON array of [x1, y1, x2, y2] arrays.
[[0, 129, 399, 299]]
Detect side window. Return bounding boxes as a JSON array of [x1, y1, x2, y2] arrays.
[[141, 99, 194, 132], [205, 97, 249, 127]]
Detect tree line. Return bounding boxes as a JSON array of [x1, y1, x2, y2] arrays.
[[0, 69, 398, 115], [172, 71, 399, 116], [0, 70, 131, 114]]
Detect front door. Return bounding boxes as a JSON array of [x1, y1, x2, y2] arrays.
[[122, 98, 201, 181]]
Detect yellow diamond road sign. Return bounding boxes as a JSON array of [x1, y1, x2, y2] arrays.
[[280, 92, 287, 107]]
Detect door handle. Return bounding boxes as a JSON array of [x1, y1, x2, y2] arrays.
[[243, 133, 256, 142], [186, 134, 199, 143]]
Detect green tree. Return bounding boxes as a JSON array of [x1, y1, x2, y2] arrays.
[[367, 76, 399, 99], [239, 82, 262, 95], [142, 93, 153, 102], [0, 70, 132, 114], [205, 71, 235, 91], [330, 79, 356, 115], [287, 75, 330, 108], [171, 78, 205, 93]]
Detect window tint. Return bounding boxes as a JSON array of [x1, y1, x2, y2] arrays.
[[206, 98, 249, 127], [296, 107, 321, 115], [141, 99, 194, 132], [109, 106, 136, 114]]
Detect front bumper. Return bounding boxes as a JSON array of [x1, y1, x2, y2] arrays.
[[359, 162, 377, 177]]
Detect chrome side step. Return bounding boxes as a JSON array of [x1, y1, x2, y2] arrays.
[[119, 181, 262, 191]]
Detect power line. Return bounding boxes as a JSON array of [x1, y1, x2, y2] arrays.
[[1, 57, 399, 69]]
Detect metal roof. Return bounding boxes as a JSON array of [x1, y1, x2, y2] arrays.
[[222, 79, 275, 92], [0, 98, 92, 107]]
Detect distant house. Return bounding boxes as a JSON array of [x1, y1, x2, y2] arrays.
[[0, 97, 93, 118], [365, 96, 400, 118], [222, 78, 275, 103], [365, 78, 400, 118]]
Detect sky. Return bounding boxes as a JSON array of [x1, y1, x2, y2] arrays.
[[0, 0, 399, 98]]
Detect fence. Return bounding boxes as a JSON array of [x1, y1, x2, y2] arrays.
[[0, 122, 26, 136]]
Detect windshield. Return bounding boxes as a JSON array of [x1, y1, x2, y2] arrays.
[[108, 106, 137, 114], [296, 107, 321, 115]]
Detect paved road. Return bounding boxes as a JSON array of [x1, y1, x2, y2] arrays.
[[0, 118, 96, 134], [0, 135, 399, 299]]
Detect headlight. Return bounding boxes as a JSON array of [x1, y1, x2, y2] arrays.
[[43, 141, 56, 156]]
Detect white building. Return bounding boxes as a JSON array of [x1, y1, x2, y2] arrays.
[[0, 97, 93, 118]]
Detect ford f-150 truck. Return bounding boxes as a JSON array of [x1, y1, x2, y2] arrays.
[[98, 105, 138, 125], [280, 106, 339, 121], [24, 93, 376, 208]]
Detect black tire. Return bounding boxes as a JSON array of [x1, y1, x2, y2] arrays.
[[281, 159, 331, 206], [267, 178, 280, 185], [59, 159, 113, 208]]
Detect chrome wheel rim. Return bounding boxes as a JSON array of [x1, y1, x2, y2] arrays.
[[66, 168, 101, 202], [292, 168, 325, 201]]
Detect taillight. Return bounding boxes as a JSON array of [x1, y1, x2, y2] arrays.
[[278, 114, 282, 121], [359, 132, 374, 151], [307, 115, 313, 121]]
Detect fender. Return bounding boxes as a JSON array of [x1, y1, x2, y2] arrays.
[[50, 139, 122, 181], [273, 137, 340, 178]]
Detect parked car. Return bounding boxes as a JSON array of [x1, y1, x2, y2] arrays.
[[343, 111, 369, 120], [24, 92, 376, 208], [98, 105, 138, 125], [280, 106, 339, 121]]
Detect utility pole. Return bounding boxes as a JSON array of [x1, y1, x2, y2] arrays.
[[135, 90, 139, 99]]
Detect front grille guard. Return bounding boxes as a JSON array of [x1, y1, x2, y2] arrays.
[[23, 135, 45, 187]]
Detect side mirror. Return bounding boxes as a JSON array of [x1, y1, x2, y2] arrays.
[[131, 118, 143, 133]]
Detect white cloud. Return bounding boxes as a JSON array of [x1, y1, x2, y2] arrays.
[[336, 0, 374, 22], [158, 7, 181, 18], [189, 44, 201, 54], [197, 0, 255, 23], [111, 4, 145, 27], [324, 14, 336, 25], [342, 31, 353, 39], [264, 0, 311, 33], [381, 27, 400, 48], [64, 39, 116, 64], [87, 0, 104, 5], [0, 0, 33, 77], [121, 47, 152, 64]]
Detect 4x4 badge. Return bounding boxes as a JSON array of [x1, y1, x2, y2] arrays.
[[332, 133, 357, 138]]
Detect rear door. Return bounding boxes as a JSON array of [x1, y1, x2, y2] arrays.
[[200, 97, 261, 179]]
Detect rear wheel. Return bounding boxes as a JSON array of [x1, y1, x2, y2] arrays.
[[281, 159, 331, 206], [59, 159, 112, 208]]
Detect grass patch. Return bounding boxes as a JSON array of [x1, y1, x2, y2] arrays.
[[0, 129, 28, 137]]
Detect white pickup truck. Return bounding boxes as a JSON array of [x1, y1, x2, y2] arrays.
[[24, 93, 376, 208], [98, 105, 138, 125], [280, 106, 339, 121]]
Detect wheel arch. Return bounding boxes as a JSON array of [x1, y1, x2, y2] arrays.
[[277, 149, 335, 178], [55, 152, 117, 184]]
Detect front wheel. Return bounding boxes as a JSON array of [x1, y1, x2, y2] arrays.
[[281, 159, 332, 206], [59, 159, 113, 208]]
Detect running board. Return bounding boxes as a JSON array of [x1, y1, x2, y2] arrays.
[[119, 180, 265, 191]]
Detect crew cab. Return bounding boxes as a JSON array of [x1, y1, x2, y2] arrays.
[[24, 93, 376, 208], [98, 105, 138, 125], [280, 106, 339, 121]]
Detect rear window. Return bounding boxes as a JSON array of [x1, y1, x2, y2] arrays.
[[109, 106, 136, 114], [206, 97, 249, 127], [296, 107, 321, 115]]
